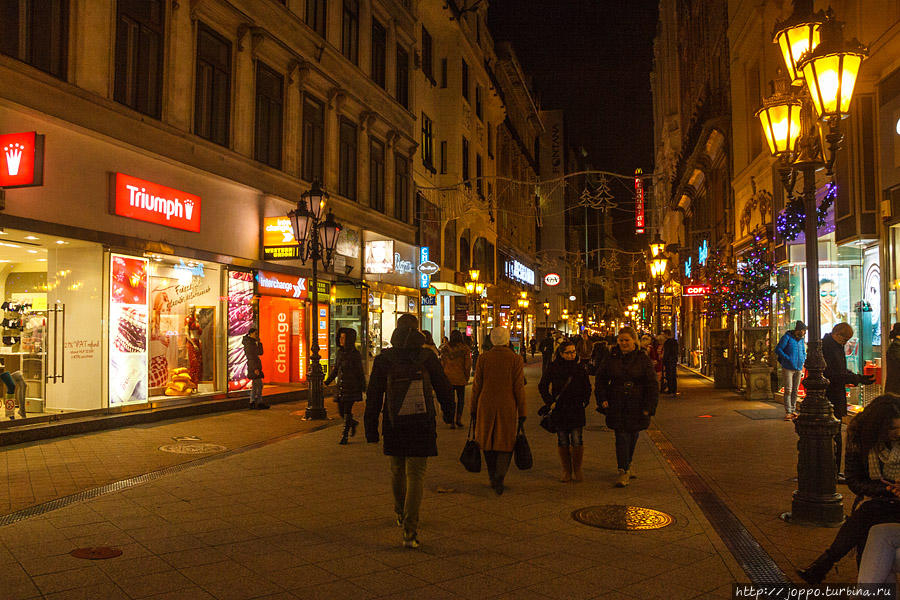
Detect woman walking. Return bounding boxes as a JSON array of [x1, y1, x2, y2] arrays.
[[595, 327, 658, 487], [538, 340, 591, 482], [798, 395, 900, 584], [471, 327, 527, 495], [324, 327, 366, 445], [441, 330, 472, 429]]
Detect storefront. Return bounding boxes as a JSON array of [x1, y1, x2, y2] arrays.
[[363, 234, 420, 361], [427, 281, 468, 343]]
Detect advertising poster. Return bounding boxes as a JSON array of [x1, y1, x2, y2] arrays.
[[803, 267, 855, 369], [365, 240, 394, 273], [318, 303, 329, 379], [227, 271, 254, 390], [863, 249, 881, 349], [109, 255, 149, 406]]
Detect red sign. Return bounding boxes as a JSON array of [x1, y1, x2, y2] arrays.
[[112, 173, 201, 232], [684, 285, 711, 296], [634, 169, 645, 235], [255, 270, 308, 299], [0, 131, 44, 188]]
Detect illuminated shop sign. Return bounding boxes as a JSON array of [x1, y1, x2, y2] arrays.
[[418, 247, 436, 288], [698, 240, 709, 266], [505, 260, 535, 285], [0, 131, 44, 188], [684, 285, 710, 296], [394, 253, 414, 274], [255, 271, 308, 299], [544, 273, 560, 286], [261, 216, 302, 260], [112, 173, 201, 232], [634, 168, 645, 235], [365, 240, 394, 274], [684, 257, 692, 278]]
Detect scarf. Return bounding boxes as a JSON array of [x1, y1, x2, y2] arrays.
[[868, 443, 900, 482]]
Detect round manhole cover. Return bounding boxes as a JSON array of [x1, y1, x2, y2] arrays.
[[158, 443, 226, 454], [572, 505, 675, 530], [70, 547, 122, 560]]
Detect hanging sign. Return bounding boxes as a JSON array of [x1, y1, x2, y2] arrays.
[[684, 257, 692, 278], [418, 247, 435, 288], [262, 216, 302, 259], [634, 168, 645, 235], [544, 273, 560, 286], [698, 240, 709, 266], [255, 270, 308, 299], [112, 173, 201, 232], [684, 284, 710, 296], [0, 131, 44, 188]]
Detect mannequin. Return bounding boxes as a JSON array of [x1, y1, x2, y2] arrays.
[[185, 308, 202, 384]]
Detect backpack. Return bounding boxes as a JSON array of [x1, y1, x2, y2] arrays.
[[384, 351, 436, 427]]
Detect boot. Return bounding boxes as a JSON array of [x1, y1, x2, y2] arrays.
[[349, 417, 358, 437], [797, 550, 837, 585], [339, 432, 348, 445], [557, 447, 572, 482], [571, 446, 584, 482], [615, 469, 629, 487]]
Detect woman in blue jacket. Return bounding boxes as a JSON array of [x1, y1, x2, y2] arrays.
[[774, 321, 807, 420]]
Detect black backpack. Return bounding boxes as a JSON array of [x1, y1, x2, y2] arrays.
[[384, 351, 436, 427]]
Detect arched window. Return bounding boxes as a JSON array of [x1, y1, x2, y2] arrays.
[[459, 230, 470, 273], [444, 220, 457, 271], [473, 237, 488, 277]]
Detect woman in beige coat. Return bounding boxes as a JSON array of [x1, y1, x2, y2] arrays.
[[471, 327, 527, 495]]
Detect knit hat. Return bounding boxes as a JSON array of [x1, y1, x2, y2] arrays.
[[794, 320, 807, 331], [490, 327, 510, 346]]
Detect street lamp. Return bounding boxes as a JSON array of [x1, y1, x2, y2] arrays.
[[288, 180, 343, 420], [466, 270, 485, 345], [649, 251, 668, 335], [760, 3, 867, 527]]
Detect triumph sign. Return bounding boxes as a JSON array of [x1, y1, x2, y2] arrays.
[[112, 173, 201, 232]]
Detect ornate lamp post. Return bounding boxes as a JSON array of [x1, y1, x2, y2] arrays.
[[465, 269, 485, 344], [543, 301, 551, 327], [288, 181, 343, 420], [649, 235, 668, 336], [757, 2, 867, 526]]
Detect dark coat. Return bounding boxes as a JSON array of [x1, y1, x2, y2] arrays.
[[823, 333, 864, 418], [538, 357, 590, 431], [242, 335, 263, 379], [539, 336, 554, 358], [662, 337, 678, 364], [884, 339, 900, 396], [595, 346, 659, 432], [324, 328, 366, 401], [364, 326, 452, 457], [845, 445, 896, 501]]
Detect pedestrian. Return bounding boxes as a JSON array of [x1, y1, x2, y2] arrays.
[[589, 338, 609, 376], [823, 322, 876, 483], [440, 330, 472, 429], [538, 340, 591, 482], [595, 326, 659, 487], [883, 323, 900, 395], [639, 333, 652, 353], [365, 313, 453, 549], [774, 320, 807, 420], [439, 335, 449, 354], [539, 330, 554, 373], [653, 333, 665, 384], [857, 523, 900, 585], [242, 327, 267, 409], [471, 327, 527, 495], [529, 336, 537, 358], [324, 327, 365, 445], [661, 329, 679, 395], [798, 395, 900, 584], [422, 330, 440, 358]]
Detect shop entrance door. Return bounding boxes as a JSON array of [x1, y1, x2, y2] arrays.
[[259, 296, 307, 385]]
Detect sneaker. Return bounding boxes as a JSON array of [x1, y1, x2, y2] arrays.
[[403, 535, 420, 549], [784, 414, 794, 421], [837, 473, 847, 484]]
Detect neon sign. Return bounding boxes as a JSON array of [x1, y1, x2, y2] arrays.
[[684, 285, 710, 296], [698, 240, 709, 266], [684, 257, 692, 278], [634, 168, 645, 235]]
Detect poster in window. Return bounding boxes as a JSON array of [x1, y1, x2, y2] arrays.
[[227, 271, 254, 390], [109, 255, 149, 406], [803, 266, 850, 337]]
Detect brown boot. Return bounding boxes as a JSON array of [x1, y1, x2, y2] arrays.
[[557, 446, 572, 482], [571, 446, 584, 482]]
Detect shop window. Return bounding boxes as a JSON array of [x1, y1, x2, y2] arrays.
[[0, 0, 68, 79], [114, 0, 164, 118], [341, 0, 359, 64], [254, 62, 283, 169], [394, 153, 410, 222], [302, 95, 325, 183], [396, 46, 409, 108], [305, 0, 326, 38], [195, 23, 232, 147], [371, 19, 386, 88], [369, 137, 385, 213], [339, 117, 357, 200]]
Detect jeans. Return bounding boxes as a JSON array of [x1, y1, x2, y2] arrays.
[[857, 523, 900, 584], [390, 456, 427, 540], [250, 378, 263, 404], [826, 498, 900, 565], [557, 428, 584, 447], [452, 385, 466, 418], [484, 451, 512, 487], [782, 368, 802, 414], [614, 430, 640, 470]]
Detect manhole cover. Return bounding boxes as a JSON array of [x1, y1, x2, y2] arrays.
[[572, 505, 675, 530], [70, 547, 122, 560], [158, 443, 226, 454]]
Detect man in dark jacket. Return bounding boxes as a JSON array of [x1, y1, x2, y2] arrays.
[[365, 313, 452, 549], [242, 328, 267, 409], [661, 329, 679, 395], [823, 322, 875, 482], [539, 331, 554, 373], [325, 327, 365, 444]]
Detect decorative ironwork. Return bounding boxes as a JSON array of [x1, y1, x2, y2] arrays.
[[158, 443, 227, 454], [572, 505, 675, 531]]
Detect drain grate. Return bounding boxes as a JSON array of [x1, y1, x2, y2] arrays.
[[572, 505, 674, 530], [646, 428, 789, 584]]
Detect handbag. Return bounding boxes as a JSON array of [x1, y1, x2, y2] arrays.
[[459, 420, 481, 473], [539, 375, 573, 433], [513, 422, 533, 470]]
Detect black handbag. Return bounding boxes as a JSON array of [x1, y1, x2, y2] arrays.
[[459, 420, 481, 473], [513, 422, 533, 470], [539, 376, 573, 433]]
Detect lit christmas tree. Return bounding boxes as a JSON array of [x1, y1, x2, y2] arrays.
[[734, 235, 776, 314]]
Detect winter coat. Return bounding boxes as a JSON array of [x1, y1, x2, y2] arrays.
[[471, 345, 527, 452], [647, 342, 662, 374], [884, 339, 900, 395], [539, 336, 554, 359], [440, 342, 472, 387], [595, 346, 659, 432], [775, 331, 806, 372], [242, 335, 264, 379], [590, 342, 609, 375], [575, 336, 593, 362], [845, 444, 900, 502], [823, 333, 864, 418], [364, 326, 453, 457], [324, 328, 366, 401], [662, 337, 678, 364], [538, 357, 590, 431]]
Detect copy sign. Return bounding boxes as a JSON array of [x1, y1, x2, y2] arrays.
[[0, 131, 44, 188], [113, 173, 202, 232]]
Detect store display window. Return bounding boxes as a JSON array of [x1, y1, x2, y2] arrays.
[[227, 271, 254, 391], [330, 284, 364, 369]]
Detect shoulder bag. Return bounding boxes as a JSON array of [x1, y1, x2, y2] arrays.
[[539, 375, 573, 433], [459, 420, 481, 473]]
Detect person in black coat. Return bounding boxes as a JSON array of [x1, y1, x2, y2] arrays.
[[324, 327, 366, 444], [823, 323, 875, 481], [660, 329, 679, 394], [595, 326, 659, 487], [539, 331, 555, 373], [538, 340, 591, 482], [242, 328, 267, 409], [883, 323, 900, 396]]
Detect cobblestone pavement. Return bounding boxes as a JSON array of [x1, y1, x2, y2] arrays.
[[0, 360, 816, 599]]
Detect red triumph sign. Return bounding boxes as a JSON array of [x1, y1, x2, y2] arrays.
[[634, 168, 645, 235], [112, 173, 201, 232], [0, 131, 44, 188], [684, 284, 711, 296]]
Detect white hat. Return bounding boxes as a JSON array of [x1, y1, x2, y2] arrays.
[[490, 327, 510, 346]]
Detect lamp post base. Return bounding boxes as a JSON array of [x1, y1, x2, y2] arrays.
[[304, 406, 328, 420], [781, 497, 845, 528]]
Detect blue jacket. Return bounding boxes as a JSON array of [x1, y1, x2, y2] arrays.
[[774, 331, 806, 371]]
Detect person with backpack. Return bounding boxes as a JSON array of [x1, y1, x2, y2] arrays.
[[440, 330, 472, 429], [365, 313, 453, 549], [471, 327, 527, 495], [324, 327, 365, 445]]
